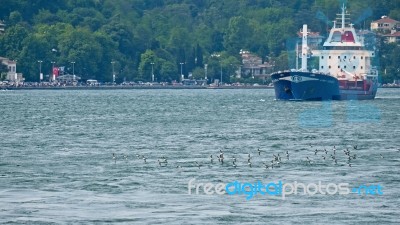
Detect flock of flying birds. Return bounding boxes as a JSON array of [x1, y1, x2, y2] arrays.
[[110, 144, 399, 169]]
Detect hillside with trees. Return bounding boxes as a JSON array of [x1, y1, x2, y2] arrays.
[[0, 0, 399, 83]]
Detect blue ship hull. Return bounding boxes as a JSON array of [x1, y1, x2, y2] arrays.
[[271, 71, 340, 101]]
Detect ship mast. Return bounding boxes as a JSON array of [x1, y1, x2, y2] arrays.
[[301, 24, 308, 72], [341, 4, 345, 29], [337, 3, 350, 30]]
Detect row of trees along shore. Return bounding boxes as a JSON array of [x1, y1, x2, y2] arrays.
[[1, 0, 400, 83]]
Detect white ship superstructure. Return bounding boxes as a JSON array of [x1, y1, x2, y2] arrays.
[[271, 3, 378, 100], [313, 4, 378, 85]]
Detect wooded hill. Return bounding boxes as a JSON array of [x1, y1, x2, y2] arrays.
[[1, 0, 399, 83]]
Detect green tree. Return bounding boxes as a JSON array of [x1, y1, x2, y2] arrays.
[[138, 50, 157, 81], [224, 16, 253, 55], [192, 67, 205, 80], [187, 47, 196, 74], [57, 27, 103, 80], [33, 9, 62, 25], [195, 43, 204, 68], [273, 51, 290, 72], [93, 31, 119, 81], [8, 11, 22, 26], [0, 24, 29, 60], [160, 61, 178, 82], [221, 56, 241, 81], [18, 34, 53, 81], [380, 42, 400, 83], [0, 63, 7, 80]]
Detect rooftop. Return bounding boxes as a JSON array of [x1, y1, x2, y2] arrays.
[[0, 57, 16, 64], [372, 17, 400, 24]]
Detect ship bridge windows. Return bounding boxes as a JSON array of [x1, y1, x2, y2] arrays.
[[332, 31, 342, 42]]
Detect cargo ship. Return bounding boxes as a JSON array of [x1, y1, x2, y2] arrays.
[[272, 3, 378, 100]]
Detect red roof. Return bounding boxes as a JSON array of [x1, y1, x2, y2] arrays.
[[372, 17, 399, 24]]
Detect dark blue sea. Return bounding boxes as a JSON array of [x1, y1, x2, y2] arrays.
[[0, 88, 399, 224]]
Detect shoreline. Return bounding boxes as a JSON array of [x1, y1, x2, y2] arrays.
[[1, 85, 399, 90], [0, 85, 275, 90]]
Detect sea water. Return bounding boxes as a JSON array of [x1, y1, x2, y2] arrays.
[[0, 88, 399, 224]]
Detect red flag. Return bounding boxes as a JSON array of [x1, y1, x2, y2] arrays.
[[53, 67, 59, 76]]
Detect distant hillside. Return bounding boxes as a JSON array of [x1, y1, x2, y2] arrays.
[[0, 0, 399, 83]]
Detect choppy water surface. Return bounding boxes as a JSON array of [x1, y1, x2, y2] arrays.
[[0, 88, 399, 224]]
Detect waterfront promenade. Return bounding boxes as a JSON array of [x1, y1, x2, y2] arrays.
[[0, 83, 274, 90]]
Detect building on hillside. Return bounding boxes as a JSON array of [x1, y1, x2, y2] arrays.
[[383, 29, 400, 43], [0, 57, 24, 82], [240, 50, 274, 80], [371, 16, 400, 34]]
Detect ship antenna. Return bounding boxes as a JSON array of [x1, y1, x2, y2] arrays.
[[341, 3, 346, 29]]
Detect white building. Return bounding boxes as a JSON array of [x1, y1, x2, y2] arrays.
[[0, 57, 23, 82], [371, 16, 400, 33]]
